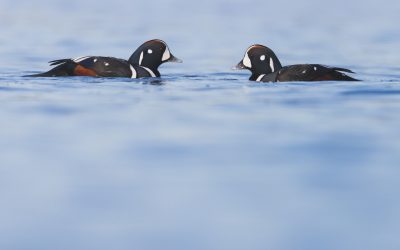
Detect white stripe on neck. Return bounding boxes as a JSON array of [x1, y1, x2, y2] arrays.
[[141, 67, 156, 77], [256, 74, 266, 82], [130, 65, 137, 78]]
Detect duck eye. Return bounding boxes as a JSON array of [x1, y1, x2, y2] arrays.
[[260, 55, 266, 61], [148, 49, 153, 54]]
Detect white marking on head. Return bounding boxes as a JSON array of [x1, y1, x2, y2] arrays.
[[314, 67, 317, 71], [162, 47, 171, 62], [155, 40, 170, 60], [94, 58, 98, 63], [302, 70, 307, 74], [269, 58, 275, 72], [260, 55, 266, 61], [130, 65, 137, 78], [256, 74, 266, 82], [104, 62, 109, 66], [148, 49, 153, 54], [139, 51, 144, 65], [243, 52, 252, 68]]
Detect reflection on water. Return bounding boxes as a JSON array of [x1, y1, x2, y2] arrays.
[[1, 0, 400, 249]]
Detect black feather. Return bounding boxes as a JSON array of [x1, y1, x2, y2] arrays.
[[49, 59, 74, 66], [332, 67, 355, 74]]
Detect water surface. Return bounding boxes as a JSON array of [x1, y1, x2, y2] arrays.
[[1, 0, 400, 249]]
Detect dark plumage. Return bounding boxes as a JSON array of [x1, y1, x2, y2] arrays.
[[26, 39, 182, 78], [235, 44, 358, 82]]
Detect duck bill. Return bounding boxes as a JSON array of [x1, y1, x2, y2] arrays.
[[167, 54, 183, 63], [232, 60, 246, 70]]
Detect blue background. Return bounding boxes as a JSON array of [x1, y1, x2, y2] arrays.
[[1, 0, 400, 249]]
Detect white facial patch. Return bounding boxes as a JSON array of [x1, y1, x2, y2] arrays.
[[162, 47, 171, 61], [260, 55, 266, 61], [314, 67, 317, 71], [139, 51, 144, 65], [148, 49, 153, 54], [104, 62, 109, 66], [269, 58, 275, 72], [243, 52, 252, 68]]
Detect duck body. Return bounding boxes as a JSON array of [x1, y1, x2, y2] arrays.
[[26, 39, 181, 78], [236, 44, 358, 82], [31, 57, 158, 78], [254, 64, 358, 82]]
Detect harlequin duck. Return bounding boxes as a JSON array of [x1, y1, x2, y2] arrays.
[[234, 44, 358, 82], [26, 39, 182, 78]]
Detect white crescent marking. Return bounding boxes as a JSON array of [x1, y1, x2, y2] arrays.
[[139, 52, 144, 65], [243, 52, 252, 68], [73, 56, 90, 63], [141, 67, 156, 77], [130, 65, 137, 78], [256, 74, 266, 82], [162, 47, 171, 62], [269, 58, 275, 72]]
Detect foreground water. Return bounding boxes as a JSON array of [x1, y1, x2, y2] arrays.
[[1, 0, 400, 249]]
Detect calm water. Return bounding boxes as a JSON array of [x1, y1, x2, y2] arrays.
[[1, 0, 400, 249]]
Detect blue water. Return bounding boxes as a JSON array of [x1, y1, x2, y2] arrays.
[[1, 0, 400, 249]]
